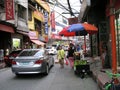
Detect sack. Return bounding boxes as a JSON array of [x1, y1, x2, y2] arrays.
[[65, 59, 69, 65]]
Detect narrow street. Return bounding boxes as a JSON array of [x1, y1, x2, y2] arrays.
[[0, 63, 100, 90]]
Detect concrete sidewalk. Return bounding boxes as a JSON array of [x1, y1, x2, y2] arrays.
[[55, 56, 120, 90], [86, 57, 120, 90]]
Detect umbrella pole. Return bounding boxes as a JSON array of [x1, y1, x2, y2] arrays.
[[84, 36, 86, 54]]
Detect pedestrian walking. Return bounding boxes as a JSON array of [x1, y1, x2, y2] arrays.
[[76, 44, 80, 52], [67, 43, 75, 68], [57, 46, 65, 68]]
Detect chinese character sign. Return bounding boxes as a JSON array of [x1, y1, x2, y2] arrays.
[[5, 0, 14, 20], [44, 11, 48, 34], [50, 11, 56, 32]]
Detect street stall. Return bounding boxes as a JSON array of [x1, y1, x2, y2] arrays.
[[59, 22, 98, 78]]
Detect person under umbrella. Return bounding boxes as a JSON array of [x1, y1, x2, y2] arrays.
[[67, 43, 76, 68]]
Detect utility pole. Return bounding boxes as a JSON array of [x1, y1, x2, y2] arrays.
[[109, 0, 119, 84]]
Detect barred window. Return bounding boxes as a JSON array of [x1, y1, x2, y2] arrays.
[[28, 8, 32, 21], [18, 4, 26, 20]]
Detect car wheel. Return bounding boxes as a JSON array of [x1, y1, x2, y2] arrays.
[[44, 65, 49, 75]]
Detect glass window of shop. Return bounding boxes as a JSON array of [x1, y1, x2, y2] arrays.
[[115, 12, 120, 66], [12, 38, 21, 50]]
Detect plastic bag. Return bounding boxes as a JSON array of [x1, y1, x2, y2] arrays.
[[65, 59, 69, 65]]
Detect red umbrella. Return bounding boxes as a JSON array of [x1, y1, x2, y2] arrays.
[[68, 23, 98, 35], [82, 23, 98, 35], [67, 23, 98, 54], [59, 26, 75, 37]]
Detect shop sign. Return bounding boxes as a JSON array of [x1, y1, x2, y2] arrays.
[[51, 34, 61, 40], [29, 31, 38, 40], [44, 11, 48, 34], [50, 11, 56, 32], [68, 17, 78, 25], [5, 0, 14, 20], [78, 0, 91, 21]]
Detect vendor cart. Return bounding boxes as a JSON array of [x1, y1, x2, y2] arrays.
[[73, 52, 91, 78]]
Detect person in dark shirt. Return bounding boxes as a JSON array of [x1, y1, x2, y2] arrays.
[[76, 44, 80, 52], [67, 43, 75, 68]]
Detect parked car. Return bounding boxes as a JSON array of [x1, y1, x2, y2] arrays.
[[11, 49, 54, 76], [45, 46, 57, 55], [4, 50, 22, 67]]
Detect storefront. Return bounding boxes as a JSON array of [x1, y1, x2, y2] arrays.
[[0, 24, 15, 55], [11, 33, 23, 50], [29, 31, 45, 48], [78, 0, 99, 57]]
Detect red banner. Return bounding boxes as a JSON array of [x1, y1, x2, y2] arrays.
[[50, 11, 55, 32], [5, 0, 14, 20], [51, 34, 61, 40]]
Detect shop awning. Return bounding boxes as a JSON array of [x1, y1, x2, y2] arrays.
[[0, 24, 14, 33], [31, 40, 45, 46], [35, 0, 50, 13], [17, 30, 29, 36]]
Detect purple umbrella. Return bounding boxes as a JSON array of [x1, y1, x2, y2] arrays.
[[68, 24, 84, 32], [68, 23, 98, 36]]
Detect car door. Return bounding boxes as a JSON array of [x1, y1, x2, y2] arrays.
[[46, 50, 54, 67]]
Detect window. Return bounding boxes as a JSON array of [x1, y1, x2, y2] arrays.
[[0, 0, 4, 8], [19, 50, 39, 56], [28, 8, 32, 21], [18, 4, 26, 19]]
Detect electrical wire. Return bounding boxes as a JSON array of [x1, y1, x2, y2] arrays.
[[67, 0, 74, 16], [49, 0, 80, 17]]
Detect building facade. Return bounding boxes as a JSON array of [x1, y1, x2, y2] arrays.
[[0, 0, 50, 56], [78, 0, 120, 69]]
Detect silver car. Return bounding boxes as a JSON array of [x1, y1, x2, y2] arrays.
[[11, 49, 54, 76]]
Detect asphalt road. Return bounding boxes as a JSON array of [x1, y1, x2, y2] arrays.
[[0, 64, 100, 90]]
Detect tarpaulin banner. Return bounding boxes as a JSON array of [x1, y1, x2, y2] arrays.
[[5, 0, 14, 20], [50, 11, 56, 32], [44, 11, 48, 34]]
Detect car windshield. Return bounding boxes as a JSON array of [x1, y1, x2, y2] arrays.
[[18, 50, 40, 56]]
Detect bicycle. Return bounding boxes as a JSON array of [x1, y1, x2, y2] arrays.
[[100, 69, 120, 90]]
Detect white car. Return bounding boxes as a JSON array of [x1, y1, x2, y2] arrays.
[[46, 46, 57, 55]]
